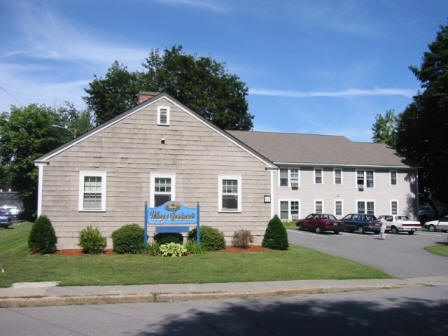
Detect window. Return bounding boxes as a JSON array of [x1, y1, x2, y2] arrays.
[[279, 168, 300, 188], [390, 171, 397, 185], [279, 200, 300, 220], [366, 171, 374, 188], [335, 200, 343, 216], [357, 170, 364, 188], [357, 201, 375, 215], [315, 200, 323, 214], [79, 171, 106, 211], [280, 169, 288, 186], [357, 170, 374, 189], [314, 168, 322, 184], [151, 173, 175, 207], [334, 169, 342, 184], [290, 169, 299, 189], [219, 175, 241, 212], [391, 201, 398, 215], [157, 106, 170, 125]]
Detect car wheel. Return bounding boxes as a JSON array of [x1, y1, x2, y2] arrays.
[[391, 226, 398, 234], [334, 230, 340, 234], [315, 226, 322, 234], [408, 230, 414, 235], [357, 226, 364, 234], [428, 225, 436, 232]]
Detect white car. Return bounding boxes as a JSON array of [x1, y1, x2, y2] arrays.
[[378, 215, 421, 235], [424, 216, 448, 232]]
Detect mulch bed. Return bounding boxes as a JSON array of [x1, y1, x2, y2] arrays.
[[55, 245, 269, 256]]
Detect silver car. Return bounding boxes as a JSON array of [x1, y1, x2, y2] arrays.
[[424, 216, 448, 232]]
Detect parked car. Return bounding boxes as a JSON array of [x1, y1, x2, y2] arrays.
[[377, 215, 421, 235], [340, 213, 381, 234], [424, 216, 448, 232], [417, 205, 436, 224], [0, 208, 14, 228], [297, 213, 344, 234]]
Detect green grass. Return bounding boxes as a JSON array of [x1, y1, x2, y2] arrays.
[[425, 244, 448, 257], [0, 222, 390, 288]]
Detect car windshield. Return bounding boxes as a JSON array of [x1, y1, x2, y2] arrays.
[[366, 215, 377, 221]]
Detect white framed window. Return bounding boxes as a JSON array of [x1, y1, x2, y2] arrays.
[[79, 171, 106, 211], [290, 169, 299, 189], [219, 175, 242, 212], [390, 171, 397, 185], [334, 168, 342, 184], [150, 173, 175, 207], [314, 168, 323, 184], [391, 200, 398, 215], [279, 168, 288, 186], [279, 200, 300, 220], [357, 201, 375, 215], [357, 170, 374, 189], [334, 200, 343, 216], [279, 168, 300, 188], [314, 200, 323, 214], [157, 106, 170, 126]]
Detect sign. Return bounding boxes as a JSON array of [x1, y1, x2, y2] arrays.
[[144, 201, 200, 245]]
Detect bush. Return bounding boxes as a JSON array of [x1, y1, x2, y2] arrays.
[[262, 215, 289, 250], [232, 229, 253, 248], [186, 240, 206, 255], [79, 225, 106, 254], [188, 226, 226, 251], [112, 224, 144, 254], [159, 242, 188, 257], [154, 233, 183, 245], [147, 241, 161, 256], [28, 215, 57, 254]]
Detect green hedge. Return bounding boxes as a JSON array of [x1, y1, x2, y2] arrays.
[[112, 224, 144, 254]]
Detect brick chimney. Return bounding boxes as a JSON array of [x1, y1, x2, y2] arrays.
[[137, 92, 159, 104]]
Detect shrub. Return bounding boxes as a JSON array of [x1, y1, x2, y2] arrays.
[[262, 215, 289, 250], [147, 241, 162, 256], [112, 224, 144, 254], [188, 226, 226, 251], [232, 229, 253, 248], [159, 242, 188, 257], [28, 215, 57, 254], [154, 233, 183, 245], [79, 225, 106, 254], [186, 240, 206, 255]]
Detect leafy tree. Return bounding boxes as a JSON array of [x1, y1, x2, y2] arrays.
[[396, 24, 448, 202], [83, 46, 253, 130], [371, 109, 398, 148], [0, 103, 91, 218]]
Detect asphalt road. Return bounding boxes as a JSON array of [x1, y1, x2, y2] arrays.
[[288, 229, 448, 278]]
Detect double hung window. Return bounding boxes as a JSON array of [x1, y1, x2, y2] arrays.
[[79, 171, 106, 211], [219, 176, 241, 212]]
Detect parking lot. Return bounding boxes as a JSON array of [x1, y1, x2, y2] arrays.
[[288, 229, 448, 278]]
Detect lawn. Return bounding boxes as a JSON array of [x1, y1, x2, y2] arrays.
[[425, 244, 448, 257], [0, 222, 390, 288]]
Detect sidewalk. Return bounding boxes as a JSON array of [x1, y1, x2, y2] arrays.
[[1, 276, 447, 308]]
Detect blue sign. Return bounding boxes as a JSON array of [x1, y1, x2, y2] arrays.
[[144, 201, 200, 246]]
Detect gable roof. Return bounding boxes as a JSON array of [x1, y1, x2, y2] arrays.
[[34, 93, 275, 168], [228, 130, 412, 168]]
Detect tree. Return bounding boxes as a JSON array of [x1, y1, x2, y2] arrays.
[[0, 103, 91, 219], [84, 46, 253, 130], [396, 24, 448, 202], [262, 215, 289, 250], [371, 109, 398, 148]]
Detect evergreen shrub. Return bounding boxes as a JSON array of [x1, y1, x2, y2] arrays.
[[112, 224, 144, 254], [79, 225, 106, 254], [188, 226, 225, 251], [262, 215, 289, 250], [28, 215, 57, 254]]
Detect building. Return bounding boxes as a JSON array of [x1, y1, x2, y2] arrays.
[[229, 131, 418, 221], [35, 93, 417, 249]]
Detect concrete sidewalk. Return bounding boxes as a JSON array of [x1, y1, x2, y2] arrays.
[[1, 276, 448, 308]]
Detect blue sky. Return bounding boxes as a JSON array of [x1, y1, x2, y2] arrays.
[[1, 0, 447, 142]]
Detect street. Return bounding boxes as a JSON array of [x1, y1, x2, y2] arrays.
[[1, 285, 447, 335]]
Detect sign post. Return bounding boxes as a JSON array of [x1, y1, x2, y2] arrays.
[[144, 201, 200, 247]]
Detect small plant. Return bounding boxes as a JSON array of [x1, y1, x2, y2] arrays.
[[79, 225, 106, 254], [232, 229, 253, 248], [186, 240, 206, 255], [159, 242, 188, 257], [188, 226, 225, 251], [262, 215, 289, 250], [112, 224, 144, 254], [146, 241, 162, 256], [28, 215, 57, 254]]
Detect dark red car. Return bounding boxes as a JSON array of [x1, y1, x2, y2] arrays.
[[297, 213, 344, 234]]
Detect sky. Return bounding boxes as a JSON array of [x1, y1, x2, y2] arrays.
[[1, 0, 447, 142]]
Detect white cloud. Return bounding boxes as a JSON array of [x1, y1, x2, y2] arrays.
[[154, 0, 229, 13], [249, 87, 417, 98]]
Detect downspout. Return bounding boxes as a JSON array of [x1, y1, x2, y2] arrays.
[[34, 162, 47, 217]]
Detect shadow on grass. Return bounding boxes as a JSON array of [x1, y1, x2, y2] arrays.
[[136, 295, 448, 336]]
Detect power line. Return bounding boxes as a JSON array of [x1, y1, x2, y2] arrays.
[[0, 86, 22, 106]]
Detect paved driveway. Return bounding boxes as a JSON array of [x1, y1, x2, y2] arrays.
[[288, 229, 448, 278]]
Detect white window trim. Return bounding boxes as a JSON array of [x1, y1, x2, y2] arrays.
[[356, 200, 375, 214], [278, 199, 300, 221], [314, 168, 323, 184], [314, 199, 324, 213], [333, 168, 343, 185], [356, 170, 375, 189], [157, 106, 170, 126], [391, 200, 399, 215], [79, 171, 107, 212], [218, 175, 242, 212], [334, 200, 344, 217], [150, 173, 176, 208], [390, 170, 397, 186]]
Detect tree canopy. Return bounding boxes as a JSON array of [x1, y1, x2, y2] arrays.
[[371, 109, 398, 148], [395, 24, 448, 202], [84, 46, 253, 130]]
